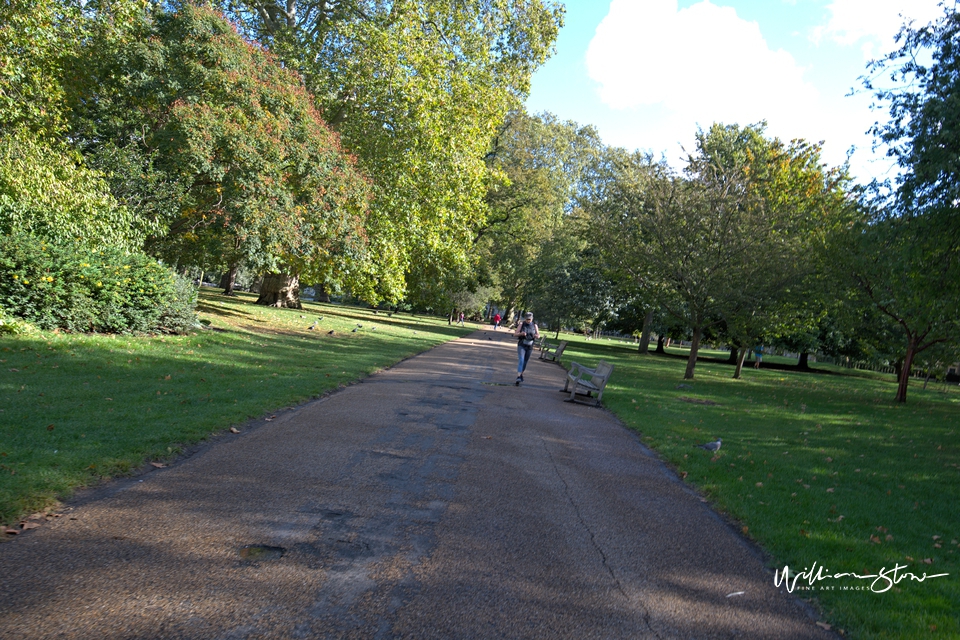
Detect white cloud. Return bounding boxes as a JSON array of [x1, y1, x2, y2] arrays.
[[812, 0, 945, 59], [585, 0, 819, 153]]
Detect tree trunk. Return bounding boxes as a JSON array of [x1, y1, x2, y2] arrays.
[[638, 310, 653, 354], [315, 285, 331, 303], [655, 335, 666, 354], [895, 338, 917, 403], [683, 325, 702, 380], [219, 263, 239, 296], [255, 273, 302, 308], [797, 352, 811, 370], [726, 344, 739, 365], [733, 347, 748, 379]]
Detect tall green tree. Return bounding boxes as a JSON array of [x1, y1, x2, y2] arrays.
[[478, 110, 601, 319], [838, 212, 960, 402], [592, 124, 852, 380], [858, 3, 960, 401], [67, 3, 373, 303], [224, 0, 564, 302], [866, 1, 960, 228]]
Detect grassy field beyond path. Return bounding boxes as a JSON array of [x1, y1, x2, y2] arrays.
[[554, 335, 960, 640], [0, 291, 472, 525]]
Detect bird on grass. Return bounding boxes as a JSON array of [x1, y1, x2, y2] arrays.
[[327, 330, 335, 335], [695, 438, 722, 452], [351, 328, 358, 333], [309, 322, 318, 330], [356, 323, 362, 328]]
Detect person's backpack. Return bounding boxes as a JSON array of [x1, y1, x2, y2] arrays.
[[518, 321, 537, 346]]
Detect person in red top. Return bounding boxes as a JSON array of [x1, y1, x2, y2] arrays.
[[493, 313, 501, 330]]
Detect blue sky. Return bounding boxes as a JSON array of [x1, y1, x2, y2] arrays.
[[526, 0, 947, 183]]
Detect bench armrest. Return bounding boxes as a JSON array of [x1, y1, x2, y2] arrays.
[[568, 361, 598, 381]]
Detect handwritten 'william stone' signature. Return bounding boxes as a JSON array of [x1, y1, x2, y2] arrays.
[[775, 561, 949, 593]]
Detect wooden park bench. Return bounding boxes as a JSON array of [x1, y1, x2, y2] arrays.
[[562, 360, 614, 407], [539, 339, 568, 363]]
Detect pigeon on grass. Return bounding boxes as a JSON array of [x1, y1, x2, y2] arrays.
[[695, 438, 722, 452]]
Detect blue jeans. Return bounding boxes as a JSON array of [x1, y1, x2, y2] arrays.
[[517, 343, 533, 374]]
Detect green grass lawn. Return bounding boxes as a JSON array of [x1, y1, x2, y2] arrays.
[[4, 303, 958, 638], [558, 333, 960, 639], [0, 290, 472, 525]]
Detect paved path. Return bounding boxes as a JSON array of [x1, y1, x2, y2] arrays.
[[0, 330, 833, 639]]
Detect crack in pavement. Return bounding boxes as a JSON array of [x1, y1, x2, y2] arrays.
[[541, 436, 664, 640]]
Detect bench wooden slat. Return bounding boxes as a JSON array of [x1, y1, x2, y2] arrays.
[[539, 340, 568, 363], [562, 359, 614, 407]]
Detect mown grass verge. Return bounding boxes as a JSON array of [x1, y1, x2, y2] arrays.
[[553, 334, 960, 639], [0, 290, 471, 526]]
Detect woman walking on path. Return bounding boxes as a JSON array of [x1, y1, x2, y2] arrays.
[[513, 312, 540, 385]]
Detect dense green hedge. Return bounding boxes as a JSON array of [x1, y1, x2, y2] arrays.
[[0, 233, 197, 333]]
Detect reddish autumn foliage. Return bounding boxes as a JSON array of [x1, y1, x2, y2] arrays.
[[69, 3, 372, 289]]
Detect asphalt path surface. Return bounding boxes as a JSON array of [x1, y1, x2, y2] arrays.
[[0, 330, 835, 639]]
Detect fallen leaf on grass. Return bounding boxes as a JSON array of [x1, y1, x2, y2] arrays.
[[816, 622, 832, 630], [3, 527, 18, 535], [870, 535, 882, 544], [922, 558, 934, 564], [20, 522, 40, 531], [46, 424, 54, 431], [826, 488, 835, 493], [229, 427, 240, 434], [149, 462, 166, 469]]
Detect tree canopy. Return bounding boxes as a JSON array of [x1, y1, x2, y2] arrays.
[[67, 3, 374, 296], [224, 0, 565, 302]]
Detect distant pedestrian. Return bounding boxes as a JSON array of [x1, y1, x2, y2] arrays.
[[493, 313, 501, 330], [754, 346, 763, 369], [513, 312, 540, 385], [457, 311, 465, 326]]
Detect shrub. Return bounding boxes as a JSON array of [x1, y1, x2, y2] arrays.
[[0, 306, 31, 334], [0, 233, 197, 333]]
